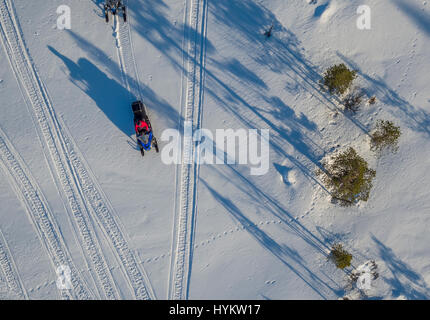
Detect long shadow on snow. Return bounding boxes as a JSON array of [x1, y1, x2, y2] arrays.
[[202, 178, 341, 299], [127, 1, 333, 192], [48, 46, 134, 137], [209, 0, 371, 134], [131, 0, 266, 93], [393, 0, 430, 37], [199, 132, 334, 270], [195, 136, 336, 287], [130, 0, 215, 73], [198, 9, 326, 180], [202, 0, 374, 193], [126, 0, 326, 168], [131, 0, 321, 148], [197, 134, 332, 252], [127, 0, 369, 169], [208, 162, 330, 258], [200, 136, 345, 293], [66, 30, 184, 133], [337, 52, 430, 137], [372, 235, 430, 299]]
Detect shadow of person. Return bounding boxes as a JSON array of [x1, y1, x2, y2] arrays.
[[48, 46, 134, 137]]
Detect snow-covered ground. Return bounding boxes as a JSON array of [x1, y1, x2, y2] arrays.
[[0, 0, 429, 299]]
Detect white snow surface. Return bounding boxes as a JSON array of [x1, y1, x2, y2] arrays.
[[0, 0, 429, 299]]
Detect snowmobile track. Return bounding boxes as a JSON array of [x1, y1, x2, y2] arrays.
[[0, 128, 91, 300], [0, 228, 28, 299], [0, 0, 148, 300], [168, 0, 208, 300], [101, 0, 158, 300], [0, 0, 120, 300], [114, 0, 159, 142]]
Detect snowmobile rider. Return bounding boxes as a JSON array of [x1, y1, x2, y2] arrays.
[[135, 120, 153, 153], [106, 0, 121, 15]]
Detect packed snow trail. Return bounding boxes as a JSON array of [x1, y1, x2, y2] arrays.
[[0, 0, 151, 300], [0, 228, 28, 299], [0, 128, 91, 300], [168, 0, 208, 300]]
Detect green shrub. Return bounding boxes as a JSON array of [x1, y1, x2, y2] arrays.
[[329, 244, 352, 269], [318, 147, 376, 206], [321, 64, 357, 95], [371, 120, 401, 154]]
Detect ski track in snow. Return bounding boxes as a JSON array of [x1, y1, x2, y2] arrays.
[[0, 228, 28, 299], [168, 0, 208, 300], [0, 128, 90, 300], [115, 1, 149, 109], [104, 1, 160, 300], [0, 0, 150, 300]]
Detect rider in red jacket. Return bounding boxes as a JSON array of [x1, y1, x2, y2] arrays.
[[135, 120, 149, 135]]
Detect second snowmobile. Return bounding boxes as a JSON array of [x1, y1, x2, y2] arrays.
[[104, 0, 126, 23], [132, 101, 159, 157]]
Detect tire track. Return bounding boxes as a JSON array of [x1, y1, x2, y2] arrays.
[[168, 0, 208, 300], [0, 0, 120, 300], [63, 122, 154, 300], [0, 228, 28, 299], [0, 128, 90, 300]]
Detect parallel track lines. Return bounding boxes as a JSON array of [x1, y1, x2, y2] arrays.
[[168, 0, 208, 300], [0, 228, 28, 299], [0, 0, 124, 299], [0, 128, 90, 300], [100, 4, 157, 300]]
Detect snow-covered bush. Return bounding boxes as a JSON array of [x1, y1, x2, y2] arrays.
[[329, 244, 352, 270], [343, 260, 379, 299], [370, 120, 401, 154], [317, 147, 376, 206], [321, 63, 357, 95]]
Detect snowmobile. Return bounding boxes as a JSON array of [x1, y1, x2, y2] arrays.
[[132, 101, 159, 157], [104, 0, 126, 23]]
